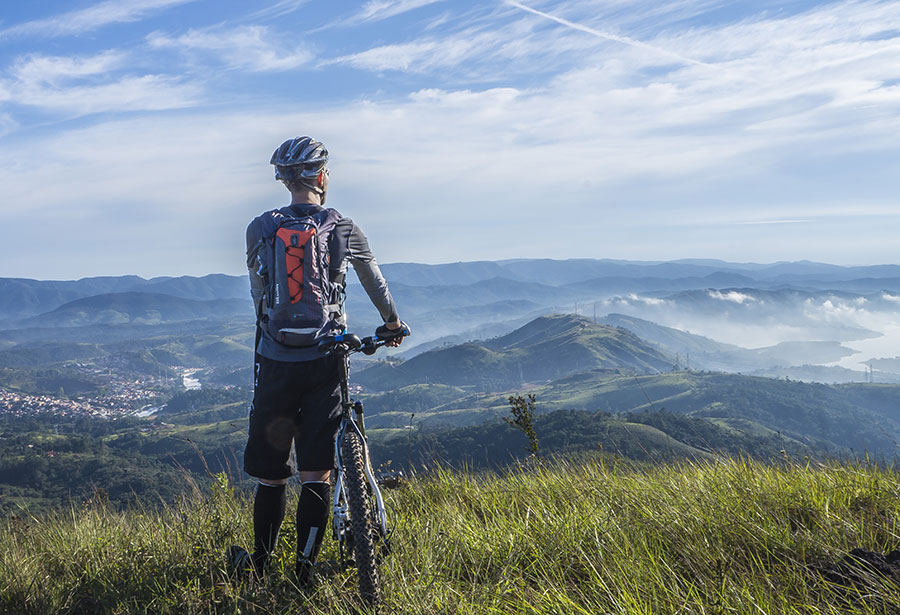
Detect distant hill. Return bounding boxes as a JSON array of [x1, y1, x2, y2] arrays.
[[0, 275, 248, 320], [6, 258, 900, 320], [378, 259, 900, 287], [28, 292, 248, 327], [355, 314, 671, 391]]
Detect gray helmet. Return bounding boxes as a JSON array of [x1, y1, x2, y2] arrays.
[[270, 136, 328, 189]]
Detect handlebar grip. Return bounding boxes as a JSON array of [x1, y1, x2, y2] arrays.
[[316, 333, 362, 354], [375, 322, 411, 342]]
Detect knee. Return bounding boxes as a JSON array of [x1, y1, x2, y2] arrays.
[[257, 478, 289, 487], [299, 470, 330, 483]]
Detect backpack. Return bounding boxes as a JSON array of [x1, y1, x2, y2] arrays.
[[254, 206, 344, 347]]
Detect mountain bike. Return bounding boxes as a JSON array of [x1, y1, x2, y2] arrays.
[[316, 325, 409, 608]]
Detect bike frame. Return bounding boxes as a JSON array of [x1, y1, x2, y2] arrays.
[[329, 339, 390, 560]]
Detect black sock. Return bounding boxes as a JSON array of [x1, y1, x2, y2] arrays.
[[252, 482, 286, 570], [296, 481, 330, 576]]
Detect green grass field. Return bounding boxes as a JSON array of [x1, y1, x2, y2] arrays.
[[3, 458, 900, 614]]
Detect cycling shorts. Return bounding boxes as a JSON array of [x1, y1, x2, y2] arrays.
[[243, 353, 342, 480]]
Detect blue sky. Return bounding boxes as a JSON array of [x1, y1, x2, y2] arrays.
[[0, 0, 898, 279]]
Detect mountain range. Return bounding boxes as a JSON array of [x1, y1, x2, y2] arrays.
[[2, 258, 899, 385]]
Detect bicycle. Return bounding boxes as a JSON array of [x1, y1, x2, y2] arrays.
[[316, 324, 410, 608]]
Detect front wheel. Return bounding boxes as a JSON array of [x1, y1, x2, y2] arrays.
[[341, 428, 380, 607]]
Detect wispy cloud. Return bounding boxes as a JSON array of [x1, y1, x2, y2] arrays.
[[245, 0, 311, 21], [147, 26, 313, 72], [11, 51, 127, 84], [325, 40, 462, 72], [348, 0, 448, 24], [0, 0, 198, 39], [1, 51, 200, 115], [323, 13, 600, 75]]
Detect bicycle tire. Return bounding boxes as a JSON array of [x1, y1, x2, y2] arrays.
[[341, 428, 380, 607]]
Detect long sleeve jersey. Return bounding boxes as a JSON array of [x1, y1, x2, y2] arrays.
[[246, 203, 399, 362]]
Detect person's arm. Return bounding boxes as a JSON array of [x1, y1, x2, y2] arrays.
[[345, 221, 401, 327]]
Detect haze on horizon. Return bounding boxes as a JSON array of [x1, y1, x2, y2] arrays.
[[0, 0, 898, 279]]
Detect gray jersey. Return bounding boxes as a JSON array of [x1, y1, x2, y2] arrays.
[[247, 203, 399, 362]]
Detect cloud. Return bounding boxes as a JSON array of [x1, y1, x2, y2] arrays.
[[0, 0, 198, 39], [1, 51, 200, 116], [14, 76, 201, 115], [245, 0, 311, 20], [324, 10, 602, 76], [0, 114, 16, 137], [708, 290, 757, 304], [613, 294, 669, 307], [347, 0, 448, 24], [11, 51, 127, 84], [803, 297, 869, 322], [147, 26, 313, 72], [326, 40, 455, 72]]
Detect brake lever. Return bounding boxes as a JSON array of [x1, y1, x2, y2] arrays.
[[360, 336, 378, 355]]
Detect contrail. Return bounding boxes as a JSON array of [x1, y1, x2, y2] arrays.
[[506, 0, 708, 67]]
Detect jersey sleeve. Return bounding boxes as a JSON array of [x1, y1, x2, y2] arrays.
[[342, 220, 400, 324]]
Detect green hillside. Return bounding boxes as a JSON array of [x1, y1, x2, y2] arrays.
[[356, 314, 671, 391], [3, 459, 900, 614], [362, 368, 900, 459], [532, 371, 900, 454], [370, 407, 804, 468]]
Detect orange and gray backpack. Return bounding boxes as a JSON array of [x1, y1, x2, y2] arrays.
[[254, 206, 344, 347]]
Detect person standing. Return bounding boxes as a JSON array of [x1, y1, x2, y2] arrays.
[[229, 136, 405, 584]]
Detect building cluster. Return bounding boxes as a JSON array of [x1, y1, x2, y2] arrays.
[[0, 377, 166, 419], [0, 360, 196, 420], [0, 388, 108, 417]]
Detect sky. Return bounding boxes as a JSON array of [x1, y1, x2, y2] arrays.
[[0, 0, 898, 279]]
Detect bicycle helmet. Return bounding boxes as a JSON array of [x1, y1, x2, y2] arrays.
[[270, 136, 328, 191]]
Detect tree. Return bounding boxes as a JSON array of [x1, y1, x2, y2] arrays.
[[504, 393, 539, 456]]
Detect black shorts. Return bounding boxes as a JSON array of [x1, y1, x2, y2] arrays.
[[243, 353, 342, 480]]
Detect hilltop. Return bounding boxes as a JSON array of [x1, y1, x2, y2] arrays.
[[355, 314, 671, 391]]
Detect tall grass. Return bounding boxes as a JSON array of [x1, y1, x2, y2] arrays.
[[2, 458, 900, 613]]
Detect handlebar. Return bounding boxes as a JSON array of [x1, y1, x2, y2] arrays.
[[317, 325, 411, 356]]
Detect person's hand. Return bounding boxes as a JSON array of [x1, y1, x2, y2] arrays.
[[377, 321, 408, 347]]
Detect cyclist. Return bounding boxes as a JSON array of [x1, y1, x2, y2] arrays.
[[229, 136, 405, 585]]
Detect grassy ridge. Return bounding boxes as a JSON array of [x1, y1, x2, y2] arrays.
[[3, 459, 900, 614]]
